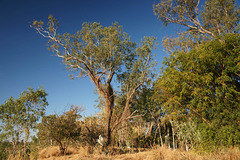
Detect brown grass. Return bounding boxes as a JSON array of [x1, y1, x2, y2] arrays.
[[38, 146, 79, 159], [153, 147, 240, 160], [37, 146, 240, 160]]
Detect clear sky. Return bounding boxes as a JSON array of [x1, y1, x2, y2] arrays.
[[0, 0, 175, 116]]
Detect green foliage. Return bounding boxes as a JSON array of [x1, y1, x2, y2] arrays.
[[117, 36, 157, 90], [0, 96, 21, 146], [0, 141, 11, 160], [154, 0, 240, 55], [198, 123, 240, 151], [153, 0, 240, 151], [33, 19, 136, 80], [154, 34, 240, 149], [202, 0, 240, 36], [154, 0, 240, 37], [175, 120, 201, 150], [154, 0, 199, 27], [29, 146, 39, 160], [37, 106, 82, 155], [0, 87, 48, 158]]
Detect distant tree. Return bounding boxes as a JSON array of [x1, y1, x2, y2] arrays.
[[0, 87, 48, 158], [37, 106, 82, 155], [32, 16, 156, 146]]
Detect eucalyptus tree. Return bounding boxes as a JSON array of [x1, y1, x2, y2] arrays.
[[0, 87, 48, 157], [153, 0, 240, 53], [31, 15, 156, 146], [0, 97, 21, 154], [154, 0, 240, 36]]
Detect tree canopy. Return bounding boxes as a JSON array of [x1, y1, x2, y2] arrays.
[[152, 0, 240, 150], [153, 0, 240, 37], [0, 87, 48, 158], [32, 16, 157, 146], [37, 106, 82, 155], [153, 0, 240, 54], [153, 33, 240, 147]]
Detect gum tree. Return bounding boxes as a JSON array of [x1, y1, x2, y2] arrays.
[[31, 16, 156, 146], [153, 0, 240, 53], [154, 0, 240, 37], [0, 87, 48, 157]]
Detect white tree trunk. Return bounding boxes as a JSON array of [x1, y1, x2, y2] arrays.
[[170, 120, 175, 150]]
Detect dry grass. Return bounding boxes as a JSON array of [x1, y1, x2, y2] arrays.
[[37, 146, 240, 160], [153, 147, 240, 160], [38, 146, 79, 159]]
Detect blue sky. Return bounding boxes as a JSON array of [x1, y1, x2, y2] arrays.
[[0, 0, 175, 116]]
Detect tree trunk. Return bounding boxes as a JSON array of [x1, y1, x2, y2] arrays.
[[185, 140, 189, 152], [104, 83, 114, 146], [144, 122, 153, 147], [153, 123, 159, 146], [59, 141, 66, 155], [165, 123, 170, 148], [158, 123, 163, 148], [170, 120, 175, 150], [23, 128, 30, 157], [118, 98, 131, 125]]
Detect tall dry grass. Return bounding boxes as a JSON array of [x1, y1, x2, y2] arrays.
[[37, 145, 240, 160], [153, 146, 240, 160]]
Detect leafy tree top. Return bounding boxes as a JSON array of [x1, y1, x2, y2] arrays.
[[153, 0, 240, 53], [154, 0, 240, 37]]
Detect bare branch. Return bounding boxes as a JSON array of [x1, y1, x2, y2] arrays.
[[111, 110, 141, 132]]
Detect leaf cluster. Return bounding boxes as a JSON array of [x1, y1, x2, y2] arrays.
[[0, 87, 48, 141]]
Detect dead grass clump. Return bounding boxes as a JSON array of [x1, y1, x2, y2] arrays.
[[153, 147, 203, 160], [92, 146, 103, 155], [200, 147, 240, 160], [66, 146, 79, 155], [153, 146, 240, 160], [111, 150, 155, 160], [77, 146, 94, 156], [39, 146, 61, 158], [38, 146, 79, 158]]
